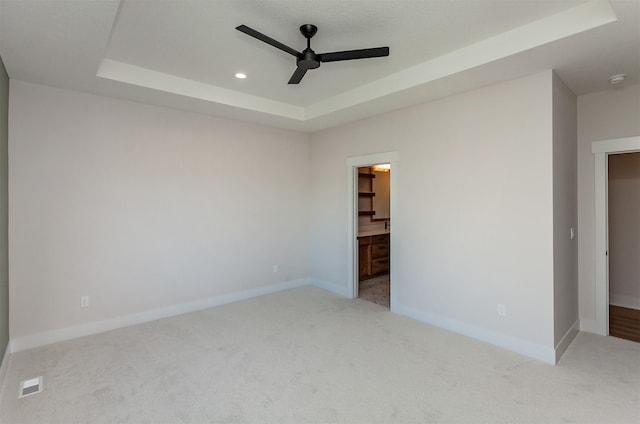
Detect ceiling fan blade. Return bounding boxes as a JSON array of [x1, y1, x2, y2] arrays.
[[319, 47, 389, 63], [288, 67, 308, 84], [236, 25, 300, 57]]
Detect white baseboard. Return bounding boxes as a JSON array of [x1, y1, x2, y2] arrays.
[[0, 341, 11, 400], [555, 319, 579, 363], [309, 278, 351, 298], [610, 294, 640, 310], [10, 278, 310, 352], [394, 303, 556, 364]]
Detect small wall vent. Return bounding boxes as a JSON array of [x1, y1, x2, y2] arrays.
[[19, 376, 43, 398]]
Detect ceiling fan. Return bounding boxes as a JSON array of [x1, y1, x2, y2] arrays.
[[236, 24, 390, 84]]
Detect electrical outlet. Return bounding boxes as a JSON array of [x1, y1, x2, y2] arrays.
[[273, 264, 279, 273], [80, 296, 90, 308], [497, 304, 506, 317]]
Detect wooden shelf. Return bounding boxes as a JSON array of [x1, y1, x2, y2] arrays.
[[359, 168, 375, 219]]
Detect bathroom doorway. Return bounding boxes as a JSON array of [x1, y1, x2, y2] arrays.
[[346, 152, 397, 310], [356, 164, 391, 308]]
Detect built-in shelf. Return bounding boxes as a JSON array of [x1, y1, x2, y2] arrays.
[[359, 171, 375, 217]]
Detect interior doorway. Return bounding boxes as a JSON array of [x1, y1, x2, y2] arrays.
[[592, 136, 640, 336], [346, 152, 397, 310], [607, 152, 640, 343], [356, 164, 391, 308]]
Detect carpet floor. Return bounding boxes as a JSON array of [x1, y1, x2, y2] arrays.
[[1, 286, 639, 423]]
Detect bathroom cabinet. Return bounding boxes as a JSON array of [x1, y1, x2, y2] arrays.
[[358, 233, 390, 281]]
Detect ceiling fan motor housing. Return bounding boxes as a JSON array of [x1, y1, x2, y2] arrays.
[[298, 49, 321, 69]]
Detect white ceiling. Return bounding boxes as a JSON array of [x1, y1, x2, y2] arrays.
[[0, 0, 638, 132]]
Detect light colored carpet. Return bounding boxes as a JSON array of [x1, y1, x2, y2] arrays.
[[1, 286, 639, 423]]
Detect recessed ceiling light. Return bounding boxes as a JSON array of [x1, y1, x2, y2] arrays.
[[608, 74, 626, 85], [235, 73, 247, 79]]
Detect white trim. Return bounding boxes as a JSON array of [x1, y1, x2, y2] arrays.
[[591, 137, 640, 154], [591, 136, 640, 336], [580, 318, 598, 334], [593, 151, 609, 335], [610, 294, 640, 310], [346, 152, 398, 306], [98, 59, 305, 121], [10, 279, 309, 352], [394, 303, 556, 364], [309, 279, 351, 298], [0, 342, 11, 400], [554, 319, 580, 363]]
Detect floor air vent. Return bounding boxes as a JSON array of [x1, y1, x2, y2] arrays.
[[19, 376, 43, 398]]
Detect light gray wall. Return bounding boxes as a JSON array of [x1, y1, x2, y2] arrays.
[[310, 71, 557, 362], [608, 152, 640, 309], [577, 84, 640, 329], [551, 73, 578, 348], [0, 56, 8, 357], [5, 70, 604, 363], [9, 80, 311, 344]]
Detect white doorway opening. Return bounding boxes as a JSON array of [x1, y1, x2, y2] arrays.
[[592, 136, 640, 335], [346, 152, 398, 309]]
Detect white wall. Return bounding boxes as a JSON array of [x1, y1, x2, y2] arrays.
[[608, 152, 640, 309], [6, 71, 591, 362], [577, 84, 640, 330], [551, 73, 578, 352], [372, 170, 390, 221], [9, 81, 310, 345], [310, 71, 558, 362]]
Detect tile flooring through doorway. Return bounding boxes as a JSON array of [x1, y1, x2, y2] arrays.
[[358, 274, 390, 308]]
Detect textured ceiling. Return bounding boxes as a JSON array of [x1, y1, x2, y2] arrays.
[[0, 0, 638, 132]]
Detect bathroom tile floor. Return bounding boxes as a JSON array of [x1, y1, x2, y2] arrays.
[[358, 274, 390, 308]]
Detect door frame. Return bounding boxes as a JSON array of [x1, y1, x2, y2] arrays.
[[592, 136, 640, 335], [346, 152, 398, 306]]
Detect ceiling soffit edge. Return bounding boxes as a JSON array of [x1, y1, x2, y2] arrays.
[[96, 0, 617, 124]]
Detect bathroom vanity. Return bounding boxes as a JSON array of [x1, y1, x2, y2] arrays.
[[358, 231, 390, 281]]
